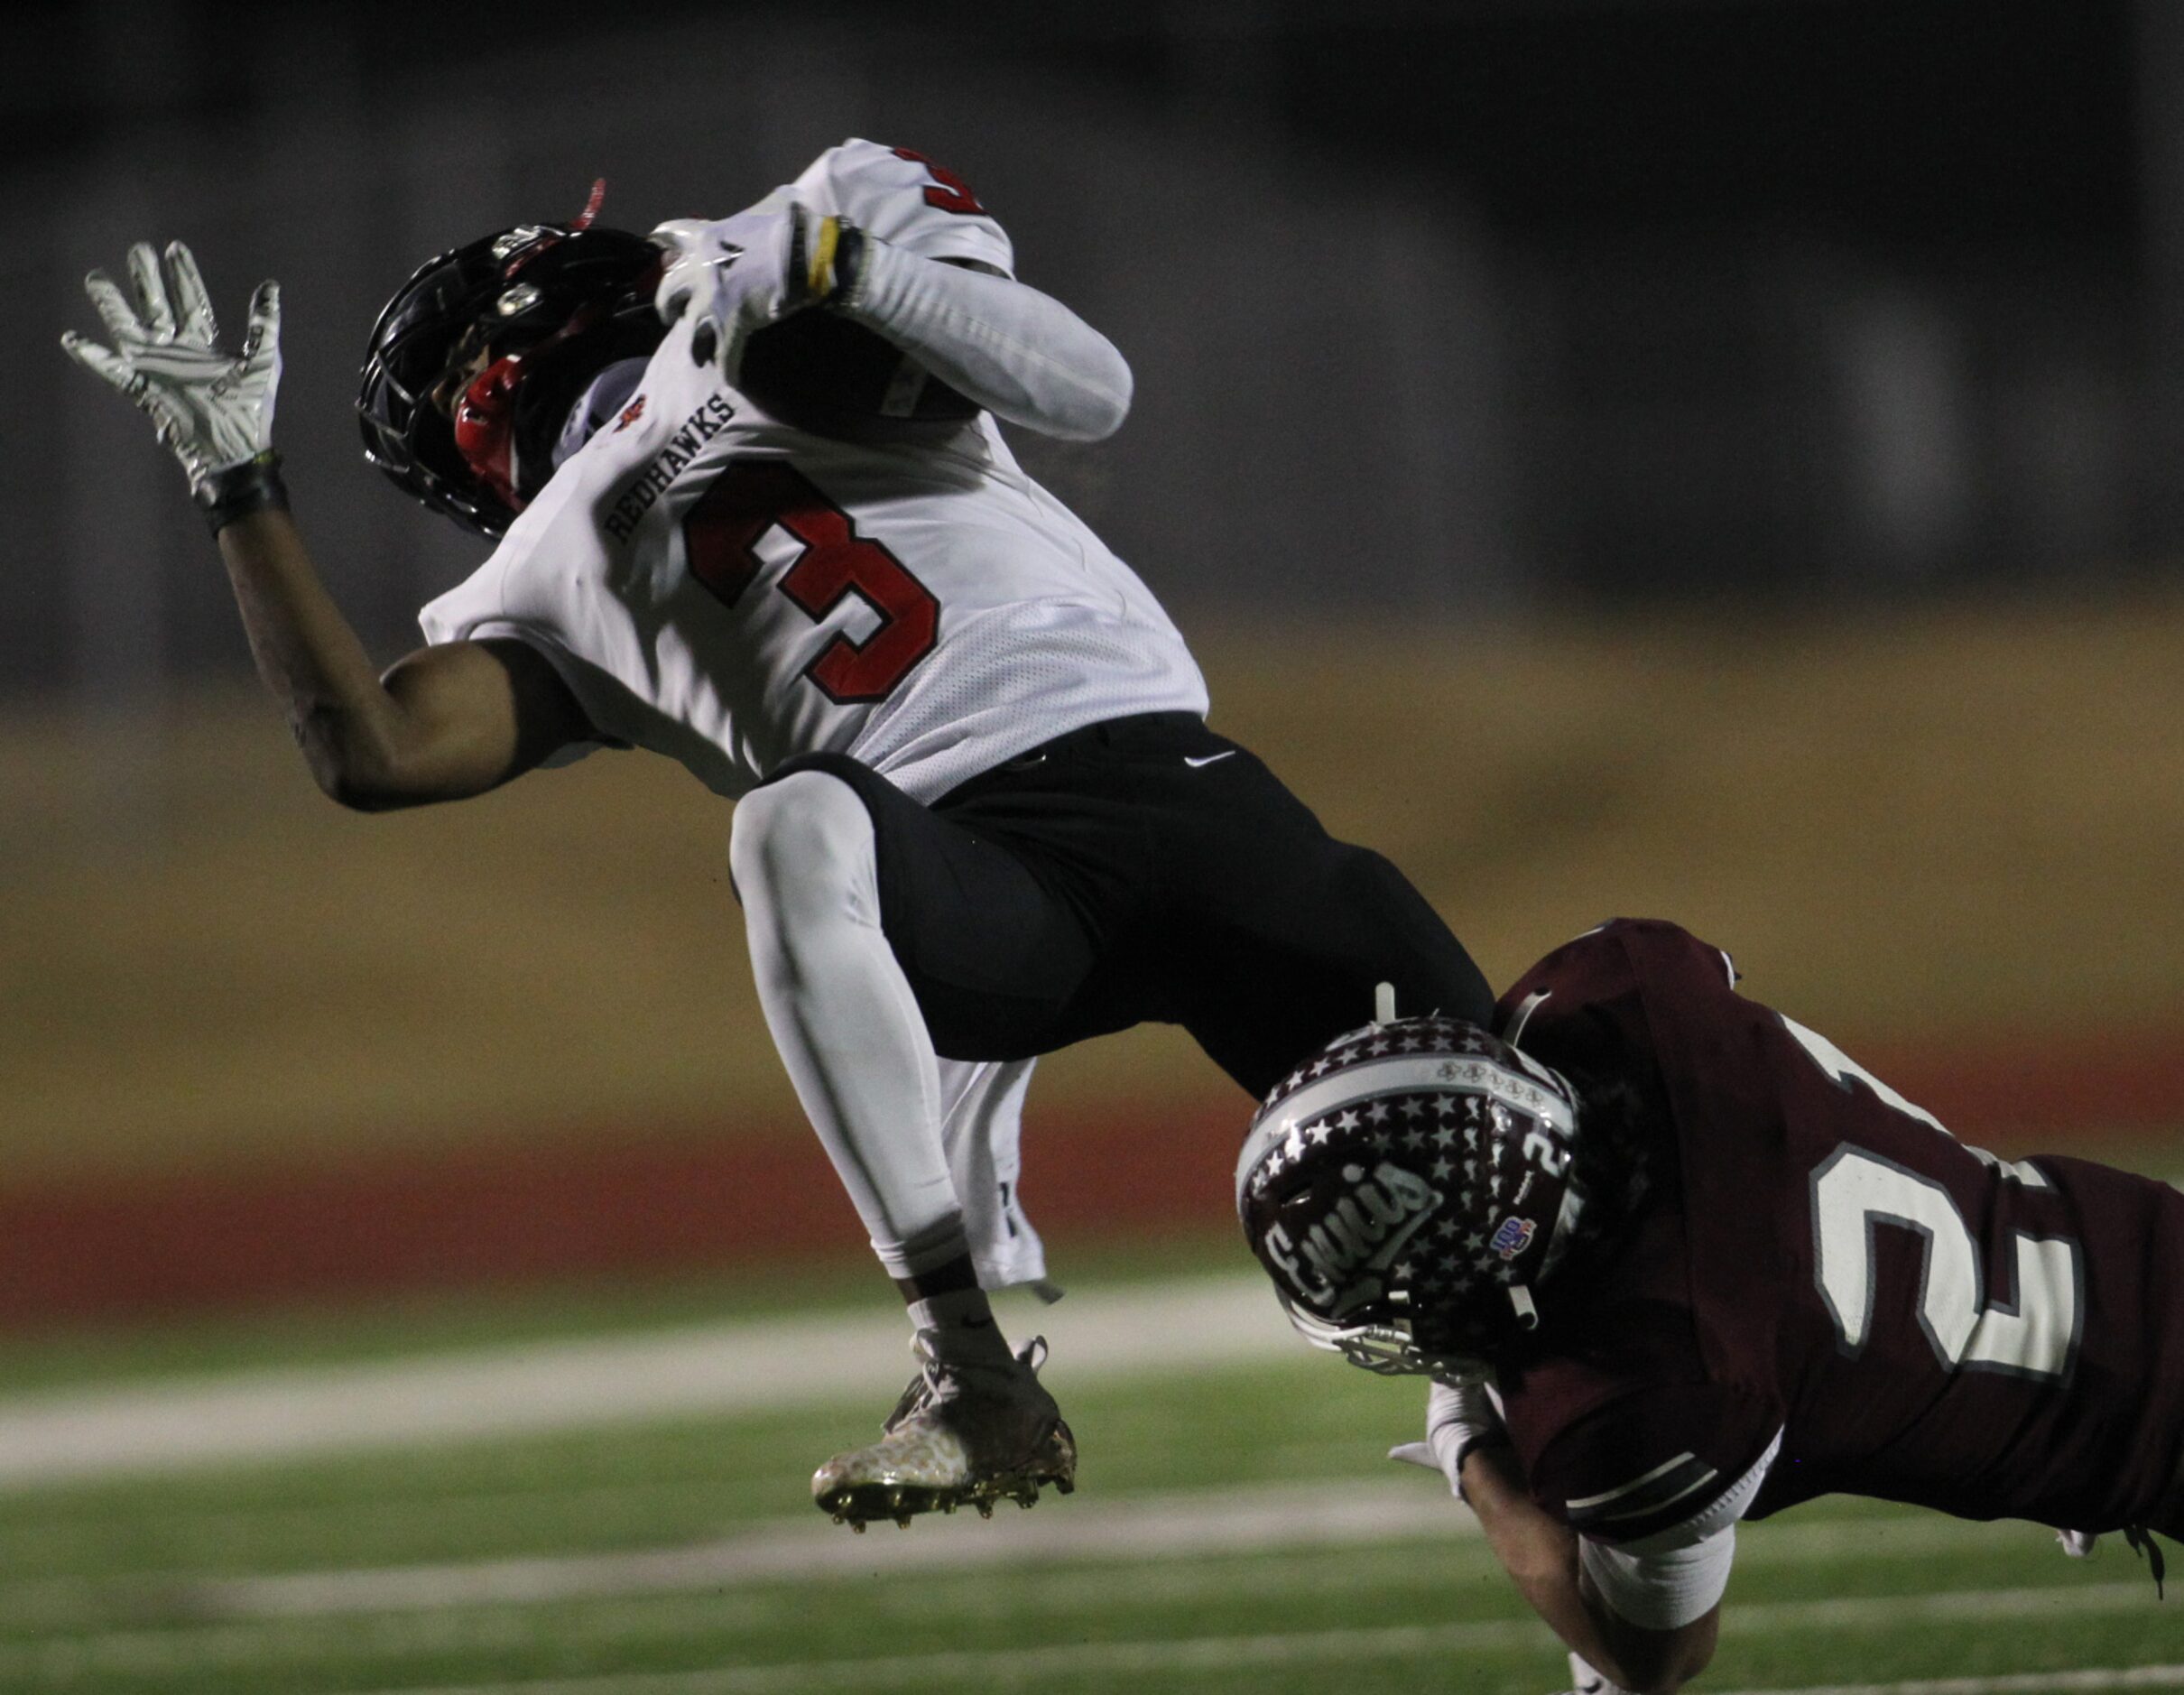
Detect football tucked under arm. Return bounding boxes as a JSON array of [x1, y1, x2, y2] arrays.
[[831, 233, 1133, 440]]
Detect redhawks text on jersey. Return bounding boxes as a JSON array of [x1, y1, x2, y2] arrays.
[[420, 140, 1207, 805]]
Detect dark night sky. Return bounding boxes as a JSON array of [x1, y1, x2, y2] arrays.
[[10, 0, 2142, 251], [1271, 1, 2139, 247]]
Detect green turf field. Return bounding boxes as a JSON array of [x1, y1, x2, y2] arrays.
[[0, 1268, 2175, 1695]]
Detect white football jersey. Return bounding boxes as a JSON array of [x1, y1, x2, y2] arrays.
[[420, 139, 1208, 805]]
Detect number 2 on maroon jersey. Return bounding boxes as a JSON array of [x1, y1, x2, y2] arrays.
[[1787, 1016, 2083, 1382], [682, 460, 939, 704]]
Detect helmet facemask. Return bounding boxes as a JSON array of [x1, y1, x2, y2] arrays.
[[1236, 1016, 1585, 1381], [357, 210, 664, 538]]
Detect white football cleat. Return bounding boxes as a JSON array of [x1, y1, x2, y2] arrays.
[[812, 1334, 1077, 1531]]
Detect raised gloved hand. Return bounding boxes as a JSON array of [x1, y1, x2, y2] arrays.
[[1389, 1376, 1506, 1499], [61, 242, 284, 531], [651, 203, 851, 377]]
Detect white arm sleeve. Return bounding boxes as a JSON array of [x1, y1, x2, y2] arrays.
[[837, 236, 1133, 441], [1577, 1428, 1781, 1631]]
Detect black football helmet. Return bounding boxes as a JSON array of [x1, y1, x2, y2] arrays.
[[1236, 1015, 1586, 1381], [357, 188, 664, 538]]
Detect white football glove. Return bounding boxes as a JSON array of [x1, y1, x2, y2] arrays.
[[651, 203, 847, 379], [60, 241, 281, 496], [1389, 1376, 1505, 1499]]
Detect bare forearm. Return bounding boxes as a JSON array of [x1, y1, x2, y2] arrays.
[[1459, 1449, 1716, 1693], [217, 508, 410, 802], [67, 242, 562, 806], [1462, 1449, 1631, 1679]]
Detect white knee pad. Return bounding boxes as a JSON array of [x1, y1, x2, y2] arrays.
[[729, 770, 883, 938]]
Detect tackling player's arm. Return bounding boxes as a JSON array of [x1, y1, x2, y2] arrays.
[[1395, 1380, 1731, 1692], [62, 240, 591, 810], [1459, 1443, 1718, 1695], [219, 507, 588, 810]]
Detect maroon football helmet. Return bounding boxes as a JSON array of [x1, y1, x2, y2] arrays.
[[1236, 1015, 1586, 1379]]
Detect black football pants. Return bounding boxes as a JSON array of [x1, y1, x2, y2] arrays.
[[771, 711, 1491, 1099]]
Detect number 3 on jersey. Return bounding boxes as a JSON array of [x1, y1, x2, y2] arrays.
[[1787, 1016, 2083, 1383], [682, 459, 939, 703]]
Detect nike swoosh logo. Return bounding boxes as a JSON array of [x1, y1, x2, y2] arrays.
[[1183, 751, 1236, 768]]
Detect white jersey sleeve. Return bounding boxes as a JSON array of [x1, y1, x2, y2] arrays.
[[840, 236, 1132, 441], [419, 309, 1206, 806], [748, 138, 1014, 276], [743, 139, 1131, 437]]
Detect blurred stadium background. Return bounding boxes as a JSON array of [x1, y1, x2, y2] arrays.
[[6, 2, 2184, 1690], [11, 0, 2184, 1311]]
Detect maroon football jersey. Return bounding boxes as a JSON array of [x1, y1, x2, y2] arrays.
[[1491, 920, 2184, 1541]]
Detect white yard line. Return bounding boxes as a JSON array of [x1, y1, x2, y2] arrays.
[[0, 1274, 1292, 1489], [6, 1592, 2163, 1689], [183, 1492, 2035, 1623], [0, 1483, 2064, 1653], [194, 1477, 1466, 1618], [0, 1482, 2146, 1685], [292, 1590, 2163, 1695], [1707, 1673, 2184, 1695]]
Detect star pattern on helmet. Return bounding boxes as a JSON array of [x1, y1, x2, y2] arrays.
[[1240, 1013, 1587, 1364]]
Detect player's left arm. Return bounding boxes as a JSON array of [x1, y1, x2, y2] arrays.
[[826, 235, 1133, 440], [653, 199, 1133, 440], [1395, 1379, 1750, 1693], [1460, 1442, 1720, 1695], [61, 241, 594, 808]]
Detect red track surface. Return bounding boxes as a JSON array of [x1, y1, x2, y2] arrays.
[[5, 1040, 2179, 1326], [0, 1104, 1245, 1327]]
